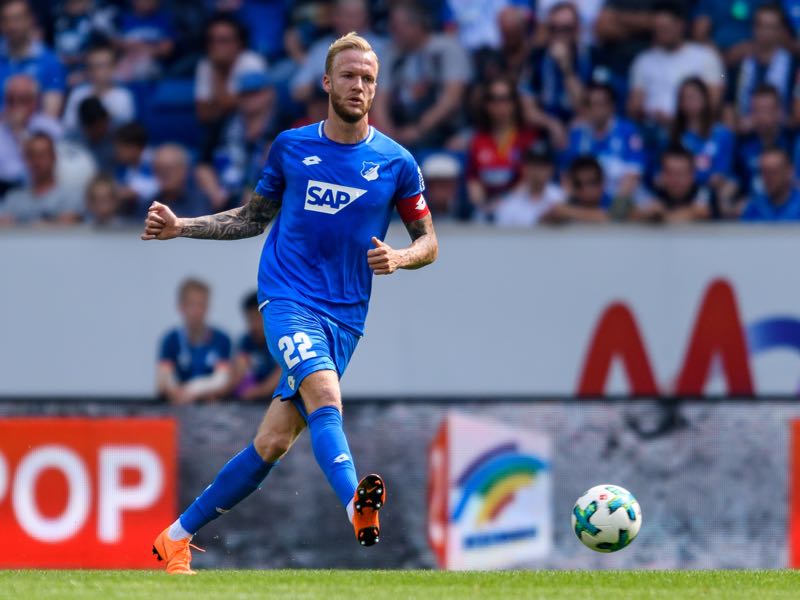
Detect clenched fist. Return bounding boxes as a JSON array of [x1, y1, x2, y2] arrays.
[[367, 236, 404, 275], [141, 201, 181, 240]]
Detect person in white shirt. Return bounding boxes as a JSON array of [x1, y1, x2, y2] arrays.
[[628, 2, 723, 124], [494, 143, 565, 227], [62, 42, 135, 134]]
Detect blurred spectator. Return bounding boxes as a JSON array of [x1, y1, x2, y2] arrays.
[[0, 74, 63, 194], [727, 4, 795, 131], [442, 0, 529, 52], [62, 42, 136, 134], [466, 77, 537, 216], [520, 2, 595, 146], [113, 121, 158, 211], [73, 96, 115, 172], [549, 155, 611, 223], [634, 146, 713, 223], [473, 5, 534, 84], [736, 84, 793, 197], [594, 0, 691, 81], [292, 82, 328, 128], [214, 0, 288, 62], [157, 278, 232, 405], [420, 152, 462, 220], [0, 0, 66, 118], [230, 291, 280, 401], [290, 0, 387, 104], [197, 70, 280, 209], [115, 0, 175, 81], [562, 83, 644, 201], [147, 143, 213, 219], [628, 2, 724, 125], [0, 132, 82, 226], [372, 1, 470, 151], [741, 147, 800, 221], [84, 173, 124, 227], [53, 0, 117, 85], [693, 0, 774, 64], [195, 13, 267, 127], [493, 142, 565, 226], [670, 77, 736, 202], [537, 0, 604, 46]]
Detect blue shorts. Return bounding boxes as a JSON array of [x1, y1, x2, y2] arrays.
[[260, 298, 360, 419]]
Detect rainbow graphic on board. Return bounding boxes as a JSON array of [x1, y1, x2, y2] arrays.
[[451, 442, 549, 526]]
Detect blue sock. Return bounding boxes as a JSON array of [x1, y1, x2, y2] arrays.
[[179, 443, 275, 535], [307, 405, 358, 507]]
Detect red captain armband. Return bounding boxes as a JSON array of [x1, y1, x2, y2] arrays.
[[396, 193, 430, 223]]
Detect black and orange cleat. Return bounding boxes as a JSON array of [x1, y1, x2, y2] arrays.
[[352, 473, 386, 547], [152, 526, 204, 575]]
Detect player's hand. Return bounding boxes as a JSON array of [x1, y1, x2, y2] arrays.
[[368, 236, 403, 275], [141, 201, 181, 240]]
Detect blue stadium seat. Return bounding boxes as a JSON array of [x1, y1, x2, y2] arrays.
[[143, 78, 199, 148]]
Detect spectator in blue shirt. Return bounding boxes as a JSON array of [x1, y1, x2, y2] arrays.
[[671, 77, 736, 207], [115, 0, 175, 81], [113, 121, 158, 215], [562, 82, 645, 201], [741, 147, 800, 221], [520, 1, 595, 147], [231, 291, 280, 402], [727, 4, 796, 130], [693, 0, 770, 63], [0, 0, 66, 118], [736, 84, 794, 197], [53, 0, 116, 86], [157, 278, 232, 404]]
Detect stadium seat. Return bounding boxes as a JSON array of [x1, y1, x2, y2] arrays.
[[143, 78, 200, 148]]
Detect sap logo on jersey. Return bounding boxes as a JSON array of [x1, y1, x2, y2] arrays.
[[305, 180, 366, 214]]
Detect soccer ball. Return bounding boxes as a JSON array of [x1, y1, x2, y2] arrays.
[[572, 484, 642, 552]]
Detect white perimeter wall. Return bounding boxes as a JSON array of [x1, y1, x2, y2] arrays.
[[2, 224, 799, 398]]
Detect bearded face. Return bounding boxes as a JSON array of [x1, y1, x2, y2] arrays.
[[324, 49, 379, 124]]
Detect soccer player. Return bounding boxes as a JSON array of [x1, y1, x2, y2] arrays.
[[142, 32, 438, 575]]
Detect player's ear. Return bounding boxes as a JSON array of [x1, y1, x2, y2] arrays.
[[322, 74, 331, 94]]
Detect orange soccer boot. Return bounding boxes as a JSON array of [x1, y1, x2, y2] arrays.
[[352, 473, 387, 546], [152, 526, 204, 575]]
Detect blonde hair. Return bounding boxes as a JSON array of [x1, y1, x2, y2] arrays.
[[325, 32, 378, 76]]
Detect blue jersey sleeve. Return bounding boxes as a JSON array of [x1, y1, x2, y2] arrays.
[[254, 132, 288, 198], [213, 330, 232, 361], [393, 149, 425, 202], [158, 330, 179, 363], [711, 127, 734, 178]]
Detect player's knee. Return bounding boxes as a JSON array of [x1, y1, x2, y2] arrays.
[[253, 431, 293, 462]]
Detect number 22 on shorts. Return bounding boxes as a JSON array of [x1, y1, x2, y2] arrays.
[[278, 332, 317, 368]]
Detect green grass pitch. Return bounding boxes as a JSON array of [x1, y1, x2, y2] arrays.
[[2, 570, 800, 600]]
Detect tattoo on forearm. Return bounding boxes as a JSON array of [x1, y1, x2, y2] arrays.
[[402, 216, 438, 269], [179, 192, 281, 240]]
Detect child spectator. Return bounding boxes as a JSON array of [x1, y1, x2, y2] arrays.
[[113, 121, 158, 211], [741, 147, 800, 221], [0, 132, 83, 226], [635, 146, 713, 223], [230, 291, 280, 401], [493, 142, 565, 226], [467, 77, 538, 218], [157, 278, 232, 404], [85, 173, 124, 227], [74, 96, 115, 172], [62, 42, 136, 134], [115, 0, 175, 81]]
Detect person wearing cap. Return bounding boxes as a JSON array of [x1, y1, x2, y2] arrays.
[[420, 152, 462, 220], [493, 142, 565, 227], [195, 69, 280, 209]]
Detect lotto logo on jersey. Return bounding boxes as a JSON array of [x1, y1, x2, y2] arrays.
[[305, 180, 367, 215]]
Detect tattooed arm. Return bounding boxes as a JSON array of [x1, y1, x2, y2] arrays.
[[367, 214, 438, 275], [141, 193, 281, 241]]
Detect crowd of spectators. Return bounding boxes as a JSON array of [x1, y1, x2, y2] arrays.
[[2, 0, 800, 227]]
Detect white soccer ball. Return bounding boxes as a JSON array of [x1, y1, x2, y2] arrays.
[[572, 484, 642, 552]]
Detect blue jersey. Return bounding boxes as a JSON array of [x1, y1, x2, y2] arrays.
[[159, 327, 232, 383], [741, 189, 800, 222], [254, 122, 428, 335], [736, 130, 794, 195], [680, 125, 735, 185], [237, 333, 278, 383]]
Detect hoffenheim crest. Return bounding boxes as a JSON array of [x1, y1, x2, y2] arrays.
[[361, 161, 380, 181]]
